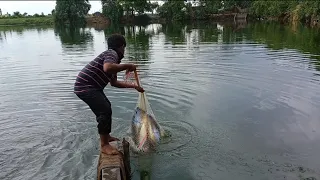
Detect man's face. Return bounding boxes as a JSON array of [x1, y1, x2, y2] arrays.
[[118, 45, 125, 55]]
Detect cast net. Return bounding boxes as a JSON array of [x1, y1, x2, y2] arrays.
[[124, 71, 164, 154]]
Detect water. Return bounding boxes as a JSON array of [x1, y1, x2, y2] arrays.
[[1, 22, 320, 180]]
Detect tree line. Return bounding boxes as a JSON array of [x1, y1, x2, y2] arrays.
[[0, 9, 49, 18], [101, 0, 320, 25], [2, 0, 319, 26]]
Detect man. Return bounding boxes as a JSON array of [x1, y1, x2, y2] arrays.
[[74, 34, 144, 155]]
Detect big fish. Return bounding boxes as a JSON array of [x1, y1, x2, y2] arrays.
[[130, 93, 164, 153], [125, 70, 165, 154]]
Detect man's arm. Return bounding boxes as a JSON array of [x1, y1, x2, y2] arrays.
[[107, 70, 135, 88], [109, 75, 144, 92], [110, 80, 137, 88], [104, 61, 144, 92], [103, 63, 134, 74]]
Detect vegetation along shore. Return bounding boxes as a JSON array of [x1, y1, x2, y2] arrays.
[[0, 0, 319, 27]]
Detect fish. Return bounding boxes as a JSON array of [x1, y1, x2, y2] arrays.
[[130, 106, 164, 153]]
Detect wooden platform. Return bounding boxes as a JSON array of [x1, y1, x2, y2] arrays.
[[97, 138, 131, 180]]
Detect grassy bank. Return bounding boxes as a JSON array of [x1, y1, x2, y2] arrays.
[[0, 16, 109, 27], [0, 17, 54, 26]]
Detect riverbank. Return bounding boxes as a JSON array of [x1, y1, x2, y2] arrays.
[[1, 14, 318, 29], [0, 16, 110, 27], [0, 17, 54, 26]]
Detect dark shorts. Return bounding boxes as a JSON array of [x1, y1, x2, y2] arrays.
[[76, 89, 112, 135]]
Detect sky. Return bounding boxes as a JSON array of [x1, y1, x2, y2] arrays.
[[0, 1, 102, 15], [0, 1, 166, 15]]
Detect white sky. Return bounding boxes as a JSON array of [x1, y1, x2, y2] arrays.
[[0, 1, 102, 15], [0, 1, 166, 15]]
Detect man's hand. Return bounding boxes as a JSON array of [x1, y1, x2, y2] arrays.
[[135, 85, 144, 93], [110, 80, 145, 92], [126, 64, 136, 72]]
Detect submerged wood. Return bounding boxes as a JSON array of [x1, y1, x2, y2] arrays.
[[97, 138, 131, 180]]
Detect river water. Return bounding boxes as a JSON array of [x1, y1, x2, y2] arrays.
[[1, 22, 320, 180]]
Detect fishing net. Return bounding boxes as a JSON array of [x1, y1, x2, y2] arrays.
[[124, 71, 164, 154]]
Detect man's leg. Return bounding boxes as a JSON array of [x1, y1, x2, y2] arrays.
[[99, 93, 120, 143], [77, 90, 119, 155], [96, 106, 120, 155]]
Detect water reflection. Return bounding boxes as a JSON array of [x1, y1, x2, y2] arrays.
[[0, 25, 52, 41], [53, 25, 94, 46], [104, 24, 156, 67], [159, 21, 247, 45], [244, 22, 320, 71], [145, 21, 320, 71], [0, 30, 7, 42], [124, 26, 151, 63], [103, 23, 125, 36], [189, 22, 220, 43], [161, 22, 186, 45]]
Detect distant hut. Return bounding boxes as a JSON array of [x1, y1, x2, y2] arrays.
[[222, 5, 248, 22], [311, 15, 320, 27], [86, 11, 110, 29], [93, 12, 103, 17]]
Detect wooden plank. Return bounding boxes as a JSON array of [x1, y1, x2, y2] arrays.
[[122, 139, 131, 179], [101, 168, 121, 180], [97, 138, 131, 180]]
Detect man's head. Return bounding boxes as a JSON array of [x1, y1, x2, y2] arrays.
[[107, 34, 126, 56]]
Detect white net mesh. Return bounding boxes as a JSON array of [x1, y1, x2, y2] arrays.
[[125, 71, 164, 154]]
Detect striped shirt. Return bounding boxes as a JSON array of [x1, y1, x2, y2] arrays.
[[74, 49, 120, 94]]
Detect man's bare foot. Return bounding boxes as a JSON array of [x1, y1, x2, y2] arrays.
[[101, 144, 120, 155], [109, 136, 120, 142]]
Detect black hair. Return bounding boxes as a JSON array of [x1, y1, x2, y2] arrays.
[[107, 34, 126, 49]]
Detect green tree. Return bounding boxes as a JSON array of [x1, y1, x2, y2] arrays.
[[118, 0, 133, 17], [295, 1, 320, 21], [157, 0, 187, 21], [13, 11, 22, 18], [102, 0, 123, 23], [197, 1, 222, 18], [133, 0, 150, 14], [54, 0, 91, 26], [118, 0, 152, 15], [0, 8, 2, 16], [223, 0, 253, 9], [149, 2, 159, 14], [51, 9, 55, 16], [100, 0, 320, 25], [249, 0, 301, 19]]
